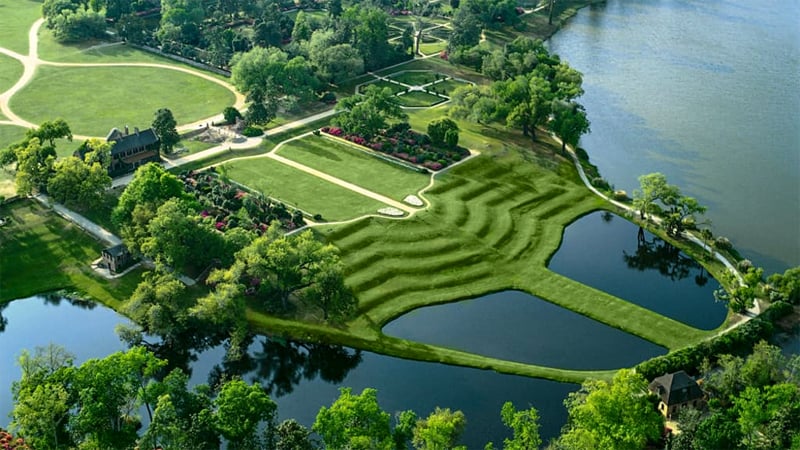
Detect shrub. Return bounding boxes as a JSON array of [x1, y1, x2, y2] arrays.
[[715, 236, 733, 251], [592, 177, 610, 190], [223, 106, 242, 124], [242, 126, 263, 137]]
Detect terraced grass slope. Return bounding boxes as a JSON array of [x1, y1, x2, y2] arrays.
[[319, 149, 711, 352]]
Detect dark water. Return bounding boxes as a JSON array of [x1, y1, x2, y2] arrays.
[[0, 297, 576, 445], [549, 211, 727, 329], [383, 290, 666, 368], [547, 0, 800, 275]]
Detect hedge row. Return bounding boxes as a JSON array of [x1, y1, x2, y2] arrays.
[[636, 301, 793, 380]]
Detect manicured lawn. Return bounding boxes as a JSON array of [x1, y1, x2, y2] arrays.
[[0, 0, 41, 54], [0, 199, 141, 307], [220, 156, 389, 221], [395, 90, 446, 107], [277, 135, 429, 201], [389, 70, 442, 87], [11, 66, 235, 137], [419, 40, 447, 55], [166, 138, 218, 158], [37, 31, 167, 64], [0, 124, 27, 150], [431, 78, 472, 96], [358, 79, 406, 95], [0, 54, 22, 95]]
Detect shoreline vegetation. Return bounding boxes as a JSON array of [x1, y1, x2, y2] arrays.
[[1, 0, 793, 390]]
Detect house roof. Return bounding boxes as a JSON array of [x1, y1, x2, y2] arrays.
[[103, 244, 129, 258], [107, 128, 159, 156], [649, 371, 704, 406]]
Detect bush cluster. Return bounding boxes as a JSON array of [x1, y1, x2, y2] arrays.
[[242, 126, 264, 137], [180, 170, 304, 232], [321, 123, 469, 171]]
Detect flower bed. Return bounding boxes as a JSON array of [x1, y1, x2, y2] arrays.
[[179, 169, 305, 235], [320, 124, 469, 171]]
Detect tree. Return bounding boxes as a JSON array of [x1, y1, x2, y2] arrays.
[[767, 266, 800, 304], [334, 85, 407, 139], [427, 118, 459, 147], [693, 410, 744, 450], [276, 419, 317, 450], [27, 119, 72, 148], [632, 172, 677, 220], [152, 108, 181, 154], [14, 138, 56, 195], [342, 6, 393, 71], [214, 379, 277, 449], [313, 387, 393, 450], [449, 84, 498, 124], [412, 407, 467, 450], [493, 402, 542, 450], [559, 369, 663, 450], [231, 47, 319, 125], [448, 6, 481, 51], [303, 263, 356, 322], [112, 163, 190, 227], [70, 347, 166, 449], [308, 31, 364, 84], [548, 100, 590, 154], [47, 153, 111, 209], [733, 383, 800, 448], [120, 270, 191, 344], [223, 106, 242, 125]]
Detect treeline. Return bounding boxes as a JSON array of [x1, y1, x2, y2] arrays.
[[5, 344, 543, 449]]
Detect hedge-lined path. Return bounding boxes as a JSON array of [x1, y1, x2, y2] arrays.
[[0, 19, 245, 140]]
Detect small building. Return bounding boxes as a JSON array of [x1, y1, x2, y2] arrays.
[[101, 244, 132, 274], [649, 371, 706, 418], [77, 126, 161, 175]]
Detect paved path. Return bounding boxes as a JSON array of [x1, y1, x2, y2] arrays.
[[32, 193, 121, 247], [0, 18, 245, 139]]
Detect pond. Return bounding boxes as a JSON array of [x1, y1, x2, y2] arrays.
[[548, 211, 727, 330], [383, 290, 666, 369], [0, 296, 577, 446]]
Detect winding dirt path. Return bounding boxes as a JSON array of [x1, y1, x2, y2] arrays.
[[0, 19, 244, 139]]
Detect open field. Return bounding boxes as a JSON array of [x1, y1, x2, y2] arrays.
[[0, 199, 141, 306], [419, 40, 447, 55], [431, 78, 472, 95], [395, 90, 445, 107], [276, 135, 429, 201], [0, 0, 41, 54], [220, 156, 390, 221], [0, 54, 22, 95], [11, 66, 235, 137]]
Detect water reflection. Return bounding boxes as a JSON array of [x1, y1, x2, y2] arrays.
[[207, 338, 362, 396], [548, 211, 726, 329], [625, 228, 703, 283]]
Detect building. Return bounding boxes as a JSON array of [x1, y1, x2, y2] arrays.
[[649, 371, 706, 418], [101, 244, 132, 274], [76, 126, 161, 175]]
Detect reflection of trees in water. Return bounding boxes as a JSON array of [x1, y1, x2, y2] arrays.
[[208, 338, 362, 397], [42, 291, 97, 310], [624, 228, 707, 286]]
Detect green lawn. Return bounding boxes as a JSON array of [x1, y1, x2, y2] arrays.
[[0, 167, 15, 198], [419, 40, 448, 55], [11, 66, 235, 137], [0, 0, 41, 54], [0, 124, 27, 150], [389, 70, 442, 87], [165, 138, 218, 159], [0, 53, 22, 95], [358, 79, 407, 96], [220, 156, 389, 222], [0, 199, 141, 307], [395, 90, 445, 107], [276, 135, 429, 201], [431, 78, 472, 96]]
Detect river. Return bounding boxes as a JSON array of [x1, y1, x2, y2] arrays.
[[547, 0, 800, 275]]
